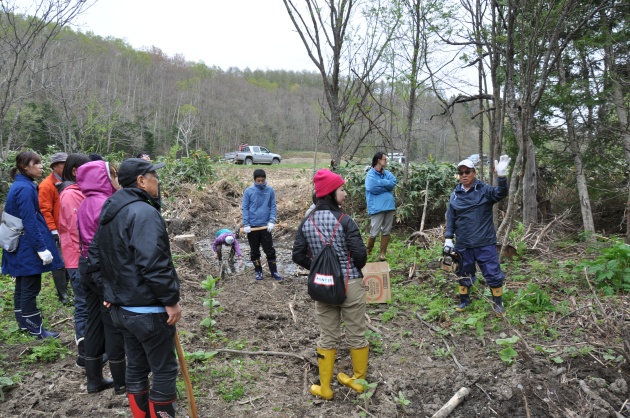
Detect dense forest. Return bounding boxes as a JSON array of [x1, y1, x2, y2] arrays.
[[0, 0, 629, 237], [0, 5, 479, 163]]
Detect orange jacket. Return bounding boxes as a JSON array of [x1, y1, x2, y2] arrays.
[[38, 172, 61, 231]]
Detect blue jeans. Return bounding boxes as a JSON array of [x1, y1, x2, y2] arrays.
[[14, 274, 42, 315], [110, 306, 178, 400], [456, 245, 505, 288], [68, 268, 87, 340]]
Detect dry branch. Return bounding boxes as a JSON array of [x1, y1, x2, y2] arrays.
[[431, 387, 470, 418], [214, 348, 317, 368]]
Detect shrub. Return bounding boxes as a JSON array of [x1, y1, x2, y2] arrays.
[[578, 241, 630, 295]]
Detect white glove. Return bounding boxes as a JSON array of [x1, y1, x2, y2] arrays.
[[267, 222, 275, 232], [444, 239, 454, 250], [238, 258, 244, 267], [38, 250, 53, 265], [52, 230, 58, 235], [495, 154, 511, 177], [243, 225, 251, 234]]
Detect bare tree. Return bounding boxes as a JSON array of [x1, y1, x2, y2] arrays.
[[282, 0, 399, 165], [0, 0, 93, 157]]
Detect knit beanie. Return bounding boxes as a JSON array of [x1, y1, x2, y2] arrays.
[[313, 169, 345, 198]]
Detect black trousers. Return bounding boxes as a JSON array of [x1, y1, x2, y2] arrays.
[[246, 228, 276, 262], [81, 272, 125, 361]]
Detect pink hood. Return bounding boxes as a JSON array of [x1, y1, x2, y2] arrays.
[[76, 161, 117, 257]]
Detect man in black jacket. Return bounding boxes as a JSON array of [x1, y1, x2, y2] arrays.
[[90, 158, 181, 417]]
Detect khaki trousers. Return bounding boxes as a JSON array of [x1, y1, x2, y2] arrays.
[[315, 279, 367, 349]]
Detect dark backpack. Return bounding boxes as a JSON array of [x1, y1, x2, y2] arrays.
[[307, 214, 347, 305]]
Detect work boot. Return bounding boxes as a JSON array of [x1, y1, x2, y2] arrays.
[[128, 390, 149, 418], [109, 358, 127, 395], [149, 395, 176, 418], [14, 309, 27, 331], [52, 269, 72, 305], [337, 345, 369, 393], [455, 285, 470, 312], [85, 357, 114, 393], [76, 338, 86, 368], [311, 348, 336, 400], [366, 237, 376, 255], [269, 259, 283, 281], [491, 287, 505, 315], [22, 311, 60, 339], [379, 235, 391, 261]]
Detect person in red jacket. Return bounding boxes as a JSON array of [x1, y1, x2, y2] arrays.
[[38, 152, 71, 305]]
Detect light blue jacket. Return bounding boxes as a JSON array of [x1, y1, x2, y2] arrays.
[[365, 168, 397, 215], [2, 174, 63, 276], [242, 182, 277, 227]]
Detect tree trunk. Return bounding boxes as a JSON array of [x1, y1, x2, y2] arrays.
[[557, 55, 595, 236]]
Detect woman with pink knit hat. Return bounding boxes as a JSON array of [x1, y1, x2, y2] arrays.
[[292, 169, 368, 401]]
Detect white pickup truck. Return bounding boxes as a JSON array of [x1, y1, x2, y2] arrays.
[[225, 146, 282, 165]]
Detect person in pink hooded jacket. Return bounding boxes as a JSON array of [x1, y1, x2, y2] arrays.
[[58, 154, 90, 366], [76, 160, 126, 395]]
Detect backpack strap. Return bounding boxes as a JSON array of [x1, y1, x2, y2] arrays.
[[309, 213, 345, 246]]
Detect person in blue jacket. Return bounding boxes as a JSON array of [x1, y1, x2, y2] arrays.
[[2, 151, 64, 338], [242, 169, 283, 281], [365, 152, 397, 261], [445, 155, 511, 315]]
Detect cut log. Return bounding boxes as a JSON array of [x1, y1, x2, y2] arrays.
[[173, 234, 196, 253], [431, 387, 470, 418]]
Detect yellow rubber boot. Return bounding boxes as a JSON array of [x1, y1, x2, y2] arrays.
[[310, 348, 336, 400], [490, 286, 505, 315], [455, 285, 471, 312], [337, 345, 369, 393]]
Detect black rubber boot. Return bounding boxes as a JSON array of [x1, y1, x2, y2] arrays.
[[85, 357, 114, 393], [76, 339, 86, 368], [52, 268, 71, 305], [109, 358, 127, 395]]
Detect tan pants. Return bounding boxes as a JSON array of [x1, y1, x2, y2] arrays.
[[316, 279, 367, 349]]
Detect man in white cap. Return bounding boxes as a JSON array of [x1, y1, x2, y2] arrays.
[[444, 155, 511, 315], [38, 152, 71, 305]]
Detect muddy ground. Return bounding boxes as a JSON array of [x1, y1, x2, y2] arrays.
[[1, 162, 629, 417]]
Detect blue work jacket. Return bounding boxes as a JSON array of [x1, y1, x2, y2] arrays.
[[445, 177, 508, 248]]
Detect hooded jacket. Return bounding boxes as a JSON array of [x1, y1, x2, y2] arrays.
[[58, 183, 84, 268], [2, 174, 63, 276], [76, 161, 117, 257], [445, 177, 508, 248], [365, 167, 397, 215], [242, 181, 277, 227], [292, 198, 367, 280], [89, 187, 180, 307]]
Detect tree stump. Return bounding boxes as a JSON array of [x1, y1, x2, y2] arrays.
[[172, 234, 196, 253]]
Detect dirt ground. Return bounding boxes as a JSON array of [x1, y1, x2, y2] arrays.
[[1, 162, 629, 417]]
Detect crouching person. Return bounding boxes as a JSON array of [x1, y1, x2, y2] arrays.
[[292, 169, 368, 400], [89, 158, 182, 417]]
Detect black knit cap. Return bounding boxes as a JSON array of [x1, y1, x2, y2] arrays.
[[118, 158, 166, 188]]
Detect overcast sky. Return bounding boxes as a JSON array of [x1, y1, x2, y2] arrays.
[[67, 0, 315, 72]]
